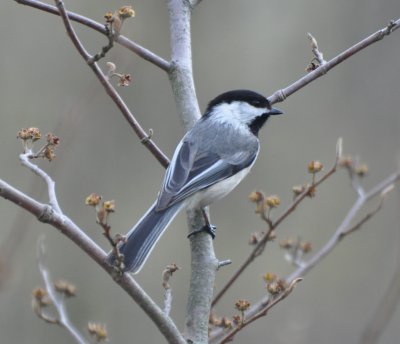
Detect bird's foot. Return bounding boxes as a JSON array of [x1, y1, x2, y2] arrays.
[[188, 224, 217, 239], [202, 223, 216, 239]]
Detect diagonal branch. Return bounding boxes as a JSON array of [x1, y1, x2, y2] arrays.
[[219, 278, 303, 344], [14, 0, 170, 71], [268, 18, 400, 105], [287, 171, 400, 281], [0, 178, 186, 344], [212, 140, 341, 308], [210, 170, 400, 343], [53, 0, 169, 168]]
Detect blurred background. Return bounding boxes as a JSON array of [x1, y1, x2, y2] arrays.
[[1, 0, 400, 343]]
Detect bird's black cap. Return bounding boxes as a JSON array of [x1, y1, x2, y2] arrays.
[[206, 90, 269, 112], [205, 89, 283, 116]]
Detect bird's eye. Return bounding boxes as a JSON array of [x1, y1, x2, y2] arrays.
[[250, 100, 262, 107]]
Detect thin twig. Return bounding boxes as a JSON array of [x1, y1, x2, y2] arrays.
[[339, 198, 384, 239], [268, 18, 400, 105], [306, 32, 327, 69], [89, 25, 114, 64], [54, 0, 90, 60], [37, 236, 88, 344], [20, 152, 62, 214], [14, 0, 170, 71], [53, 0, 169, 168]]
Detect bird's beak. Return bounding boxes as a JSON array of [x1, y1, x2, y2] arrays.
[[269, 107, 284, 115]]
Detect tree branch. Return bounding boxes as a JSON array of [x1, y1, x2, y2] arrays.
[[52, 0, 169, 168], [20, 152, 62, 214], [166, 1, 218, 342], [210, 170, 400, 343], [212, 140, 341, 308], [36, 237, 88, 344], [167, 0, 201, 130], [0, 178, 186, 344], [212, 171, 400, 340], [268, 18, 400, 105], [288, 172, 400, 280], [219, 278, 302, 344], [211, 18, 400, 315], [14, 0, 170, 71]]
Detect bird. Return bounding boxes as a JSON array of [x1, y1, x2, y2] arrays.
[[108, 89, 283, 273]]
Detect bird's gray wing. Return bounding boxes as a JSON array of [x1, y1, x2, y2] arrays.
[[155, 138, 257, 210]]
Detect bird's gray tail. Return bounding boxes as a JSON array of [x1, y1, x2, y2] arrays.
[[107, 202, 182, 274]]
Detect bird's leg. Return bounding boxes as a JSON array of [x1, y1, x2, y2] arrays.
[[200, 208, 217, 238], [187, 208, 217, 239]]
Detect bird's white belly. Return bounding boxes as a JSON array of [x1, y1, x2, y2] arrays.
[[185, 166, 252, 209]]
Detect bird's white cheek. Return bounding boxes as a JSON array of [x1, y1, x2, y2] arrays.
[[185, 166, 252, 209]]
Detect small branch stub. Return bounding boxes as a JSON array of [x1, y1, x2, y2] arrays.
[[162, 263, 180, 316], [306, 32, 327, 71], [217, 259, 232, 269]]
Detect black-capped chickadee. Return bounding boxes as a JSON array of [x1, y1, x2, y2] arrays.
[[108, 90, 283, 273]]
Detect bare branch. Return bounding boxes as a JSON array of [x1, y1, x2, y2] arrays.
[[212, 146, 339, 308], [339, 197, 385, 239], [218, 278, 302, 344], [14, 0, 170, 71], [210, 167, 400, 343], [53, 0, 169, 168], [36, 236, 88, 344], [286, 171, 400, 291], [167, 0, 201, 129], [0, 178, 186, 344], [19, 152, 62, 214], [54, 0, 90, 59], [216, 170, 399, 342], [17, 1, 400, 119], [166, 1, 217, 343], [162, 264, 180, 316], [306, 32, 327, 70], [268, 18, 400, 105]]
